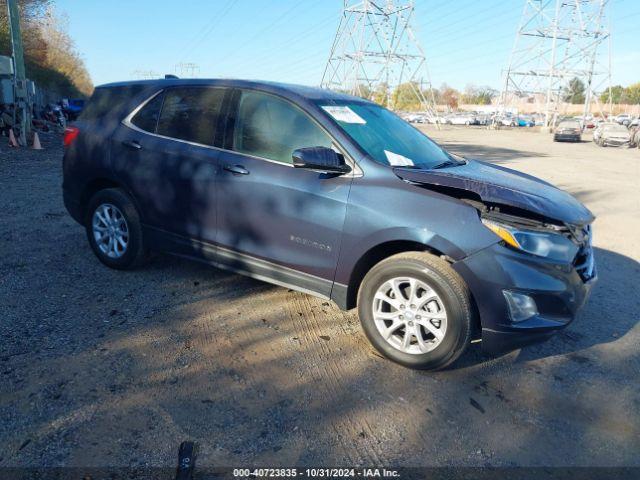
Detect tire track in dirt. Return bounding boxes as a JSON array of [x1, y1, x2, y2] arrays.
[[285, 292, 387, 466]]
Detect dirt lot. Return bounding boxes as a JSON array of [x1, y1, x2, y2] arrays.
[[1, 128, 639, 471]]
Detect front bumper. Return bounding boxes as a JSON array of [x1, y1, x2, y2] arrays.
[[453, 242, 596, 355], [603, 139, 630, 147]]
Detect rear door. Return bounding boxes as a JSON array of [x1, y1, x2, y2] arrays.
[[111, 86, 228, 246], [215, 89, 354, 296]]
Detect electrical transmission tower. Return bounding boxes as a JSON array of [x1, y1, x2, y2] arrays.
[[175, 62, 201, 78], [321, 0, 437, 118], [499, 0, 611, 127], [131, 70, 160, 80]]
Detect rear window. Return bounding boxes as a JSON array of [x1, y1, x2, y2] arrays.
[[156, 87, 226, 146], [79, 85, 145, 121]]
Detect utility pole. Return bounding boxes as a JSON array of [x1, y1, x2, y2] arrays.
[[321, 1, 438, 121], [6, 0, 31, 145]]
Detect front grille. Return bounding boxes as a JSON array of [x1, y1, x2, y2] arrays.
[[573, 225, 595, 282]]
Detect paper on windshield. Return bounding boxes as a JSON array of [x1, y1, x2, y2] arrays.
[[322, 106, 366, 124], [384, 150, 414, 167]]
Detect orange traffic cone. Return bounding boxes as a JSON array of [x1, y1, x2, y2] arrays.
[[8, 128, 19, 148], [32, 132, 43, 150]]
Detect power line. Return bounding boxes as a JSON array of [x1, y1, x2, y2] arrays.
[[179, 0, 239, 63]]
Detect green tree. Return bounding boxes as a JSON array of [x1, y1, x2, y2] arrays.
[[0, 1, 93, 97], [372, 82, 389, 107], [600, 85, 625, 104], [392, 82, 422, 111], [624, 82, 640, 105], [564, 77, 586, 104]]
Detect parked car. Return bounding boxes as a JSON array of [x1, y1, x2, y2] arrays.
[[495, 114, 517, 127], [448, 112, 477, 125], [593, 122, 631, 147], [628, 117, 640, 128], [405, 113, 426, 124], [553, 120, 582, 142], [614, 114, 631, 126], [64, 99, 86, 121], [630, 125, 640, 148], [63, 78, 596, 370], [517, 115, 535, 127], [475, 113, 491, 126]]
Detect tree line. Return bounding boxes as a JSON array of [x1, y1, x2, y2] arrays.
[[351, 78, 640, 111], [0, 0, 93, 98]]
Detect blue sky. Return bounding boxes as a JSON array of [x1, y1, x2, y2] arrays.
[[56, 0, 640, 90]]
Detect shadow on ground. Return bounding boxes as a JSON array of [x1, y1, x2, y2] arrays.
[[436, 140, 546, 163]]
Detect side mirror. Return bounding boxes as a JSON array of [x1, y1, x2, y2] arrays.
[[292, 147, 352, 174]]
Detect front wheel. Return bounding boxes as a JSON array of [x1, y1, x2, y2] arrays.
[[357, 252, 474, 370]]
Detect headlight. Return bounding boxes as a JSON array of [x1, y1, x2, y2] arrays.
[[481, 218, 579, 262]]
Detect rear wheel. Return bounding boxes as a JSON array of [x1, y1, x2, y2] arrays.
[[357, 252, 473, 370], [85, 188, 148, 270]]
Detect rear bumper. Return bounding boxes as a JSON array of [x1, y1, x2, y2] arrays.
[[63, 188, 84, 224], [453, 243, 596, 355], [554, 133, 581, 141]]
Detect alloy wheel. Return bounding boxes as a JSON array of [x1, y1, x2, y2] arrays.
[[92, 203, 129, 259], [372, 276, 447, 354]]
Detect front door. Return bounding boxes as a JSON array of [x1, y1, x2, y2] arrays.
[[216, 89, 353, 297]]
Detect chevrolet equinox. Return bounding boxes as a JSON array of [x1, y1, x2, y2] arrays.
[[62, 79, 597, 370]]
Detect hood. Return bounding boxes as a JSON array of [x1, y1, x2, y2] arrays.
[[394, 160, 594, 225], [603, 131, 630, 140]]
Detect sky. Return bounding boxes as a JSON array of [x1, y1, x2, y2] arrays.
[[56, 0, 640, 91]]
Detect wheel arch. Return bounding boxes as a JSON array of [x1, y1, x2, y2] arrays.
[[80, 178, 142, 222], [335, 240, 448, 311]]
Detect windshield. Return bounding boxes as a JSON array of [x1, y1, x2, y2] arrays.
[[317, 101, 456, 169], [559, 121, 580, 128]]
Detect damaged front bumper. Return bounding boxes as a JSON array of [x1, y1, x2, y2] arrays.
[[452, 242, 597, 355]]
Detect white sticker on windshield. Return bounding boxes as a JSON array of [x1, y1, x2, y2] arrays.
[[384, 150, 415, 167], [321, 106, 366, 124]]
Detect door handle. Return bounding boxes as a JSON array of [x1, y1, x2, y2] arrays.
[[223, 164, 249, 175], [122, 140, 142, 150]]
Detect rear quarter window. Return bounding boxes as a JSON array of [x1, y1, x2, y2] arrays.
[[79, 85, 145, 122], [130, 92, 164, 133]]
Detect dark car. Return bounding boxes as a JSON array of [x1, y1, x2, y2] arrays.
[[62, 79, 597, 370], [63, 99, 86, 121], [553, 120, 582, 142]]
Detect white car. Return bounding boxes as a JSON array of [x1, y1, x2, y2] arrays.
[[593, 123, 631, 147], [448, 113, 477, 125], [614, 114, 631, 126]]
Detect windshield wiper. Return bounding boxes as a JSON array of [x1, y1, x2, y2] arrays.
[[430, 159, 463, 169]]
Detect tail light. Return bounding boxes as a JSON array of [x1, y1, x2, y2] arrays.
[[63, 126, 80, 147]]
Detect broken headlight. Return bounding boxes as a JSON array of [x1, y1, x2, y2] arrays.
[[481, 218, 579, 263]]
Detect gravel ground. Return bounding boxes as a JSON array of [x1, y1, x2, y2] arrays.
[[1, 128, 639, 472]]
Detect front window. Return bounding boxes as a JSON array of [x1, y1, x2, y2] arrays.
[[233, 90, 332, 164], [317, 101, 456, 169]]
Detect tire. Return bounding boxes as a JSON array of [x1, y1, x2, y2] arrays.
[[85, 188, 148, 270], [357, 252, 473, 370]]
